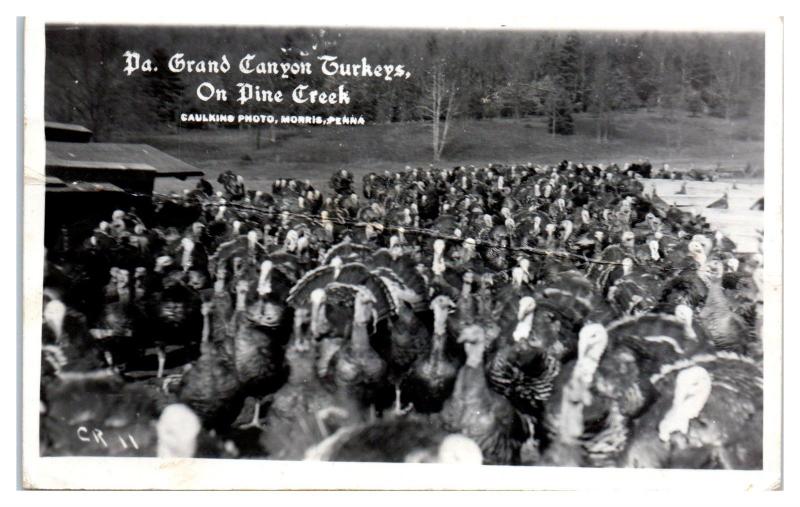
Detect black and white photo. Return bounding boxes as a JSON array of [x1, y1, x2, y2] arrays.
[[21, 16, 783, 490]]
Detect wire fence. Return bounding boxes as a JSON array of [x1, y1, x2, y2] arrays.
[[142, 190, 664, 268]]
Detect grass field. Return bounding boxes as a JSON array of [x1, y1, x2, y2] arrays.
[[123, 109, 764, 193]]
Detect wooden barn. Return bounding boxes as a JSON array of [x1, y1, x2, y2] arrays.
[[44, 122, 204, 247]]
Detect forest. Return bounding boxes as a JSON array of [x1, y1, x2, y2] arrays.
[[45, 25, 765, 161]]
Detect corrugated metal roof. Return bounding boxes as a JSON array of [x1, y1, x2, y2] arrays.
[[46, 141, 201, 174]]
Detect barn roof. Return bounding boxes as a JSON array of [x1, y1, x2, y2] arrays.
[[45, 122, 94, 142], [46, 142, 202, 175], [45, 175, 126, 193], [45, 121, 93, 135]]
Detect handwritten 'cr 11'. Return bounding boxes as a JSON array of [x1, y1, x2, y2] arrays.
[[76, 426, 139, 451]]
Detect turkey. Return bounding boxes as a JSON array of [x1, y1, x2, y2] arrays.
[[485, 297, 561, 420], [260, 308, 363, 459], [439, 324, 531, 465], [696, 261, 754, 355], [42, 298, 106, 375], [400, 295, 459, 414], [324, 286, 390, 416], [623, 352, 762, 469], [89, 268, 146, 371], [286, 257, 397, 325], [227, 278, 291, 429], [147, 282, 202, 378], [217, 171, 247, 201], [330, 169, 355, 196], [175, 300, 245, 431], [541, 312, 707, 467], [39, 159, 763, 469]]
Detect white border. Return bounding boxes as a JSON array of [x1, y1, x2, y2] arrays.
[[20, 11, 784, 491]]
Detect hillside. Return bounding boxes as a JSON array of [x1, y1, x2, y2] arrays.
[[126, 109, 764, 193]]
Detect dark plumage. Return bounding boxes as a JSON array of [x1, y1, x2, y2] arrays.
[[177, 340, 245, 430], [41, 159, 762, 468]]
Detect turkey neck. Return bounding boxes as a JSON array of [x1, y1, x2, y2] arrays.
[[593, 241, 603, 259], [432, 247, 446, 276], [458, 281, 474, 315], [117, 284, 131, 305], [310, 299, 329, 337], [513, 311, 535, 344], [431, 308, 448, 360], [230, 290, 249, 334], [247, 237, 258, 264], [454, 352, 489, 403], [235, 290, 247, 312], [350, 317, 372, 353], [562, 228, 572, 245], [462, 247, 475, 264], [703, 278, 727, 310], [134, 279, 146, 301], [546, 230, 555, 247], [690, 250, 707, 267], [396, 303, 415, 324], [477, 286, 493, 318], [201, 311, 211, 343], [288, 324, 315, 383]]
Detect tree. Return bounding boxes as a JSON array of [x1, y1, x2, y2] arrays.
[[624, 34, 659, 109], [492, 81, 540, 118], [686, 89, 704, 117], [588, 41, 613, 143], [556, 33, 584, 113], [246, 28, 331, 148], [416, 35, 460, 162], [419, 62, 458, 162], [43, 26, 767, 146], [709, 42, 747, 120], [45, 26, 148, 140], [144, 48, 186, 125], [523, 76, 568, 136], [586, 39, 636, 143], [539, 33, 581, 135]]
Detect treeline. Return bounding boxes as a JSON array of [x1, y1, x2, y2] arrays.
[[45, 25, 765, 143]]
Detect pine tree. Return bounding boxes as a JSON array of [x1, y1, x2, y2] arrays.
[[546, 33, 581, 135], [144, 48, 186, 125]]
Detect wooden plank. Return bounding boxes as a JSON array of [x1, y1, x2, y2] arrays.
[[647, 179, 764, 253], [686, 207, 763, 253]]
